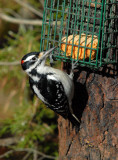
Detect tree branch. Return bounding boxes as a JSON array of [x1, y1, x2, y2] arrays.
[[0, 137, 19, 146], [22, 152, 31, 160], [0, 13, 62, 26], [39, 0, 44, 8], [0, 61, 20, 66], [4, 8, 21, 18], [13, 0, 43, 18], [0, 13, 43, 26], [0, 150, 14, 159], [0, 148, 57, 159]]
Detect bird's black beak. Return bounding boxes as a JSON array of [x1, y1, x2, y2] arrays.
[[40, 47, 57, 59]]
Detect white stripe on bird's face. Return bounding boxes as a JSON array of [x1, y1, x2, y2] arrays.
[[26, 60, 39, 74], [24, 55, 35, 62]]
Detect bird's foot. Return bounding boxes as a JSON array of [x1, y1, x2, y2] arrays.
[[69, 60, 79, 79], [71, 59, 79, 70]]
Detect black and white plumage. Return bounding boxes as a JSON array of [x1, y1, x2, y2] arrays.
[[21, 47, 79, 126]]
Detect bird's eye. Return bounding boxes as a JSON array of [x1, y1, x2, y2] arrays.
[[32, 57, 36, 61]]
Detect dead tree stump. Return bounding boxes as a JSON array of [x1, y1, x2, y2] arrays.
[[58, 65, 118, 160]]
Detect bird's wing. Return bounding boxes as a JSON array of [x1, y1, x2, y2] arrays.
[[37, 73, 69, 118]]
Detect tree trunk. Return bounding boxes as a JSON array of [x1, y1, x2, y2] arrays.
[[58, 64, 118, 160]]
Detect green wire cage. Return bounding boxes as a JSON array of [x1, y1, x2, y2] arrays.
[[40, 0, 118, 69]]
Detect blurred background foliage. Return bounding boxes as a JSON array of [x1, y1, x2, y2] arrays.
[[0, 0, 58, 159]]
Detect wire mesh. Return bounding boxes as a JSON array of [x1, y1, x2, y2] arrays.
[[40, 0, 118, 69]]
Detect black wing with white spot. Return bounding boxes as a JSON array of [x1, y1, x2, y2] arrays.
[[37, 74, 69, 118]]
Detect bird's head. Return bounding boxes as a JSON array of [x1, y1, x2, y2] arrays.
[[21, 47, 56, 73]]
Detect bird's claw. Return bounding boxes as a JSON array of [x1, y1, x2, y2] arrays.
[[69, 60, 79, 79], [71, 59, 79, 71]]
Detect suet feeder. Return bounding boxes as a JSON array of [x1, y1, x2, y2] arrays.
[[40, 0, 118, 69]]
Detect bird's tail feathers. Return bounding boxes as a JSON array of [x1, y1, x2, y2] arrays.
[[68, 112, 80, 127]]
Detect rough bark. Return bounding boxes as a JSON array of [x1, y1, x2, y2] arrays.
[[58, 64, 118, 160]]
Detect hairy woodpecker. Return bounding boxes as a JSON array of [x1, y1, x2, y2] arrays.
[[21, 47, 79, 126]]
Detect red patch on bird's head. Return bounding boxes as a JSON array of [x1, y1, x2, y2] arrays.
[[21, 60, 24, 64]]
